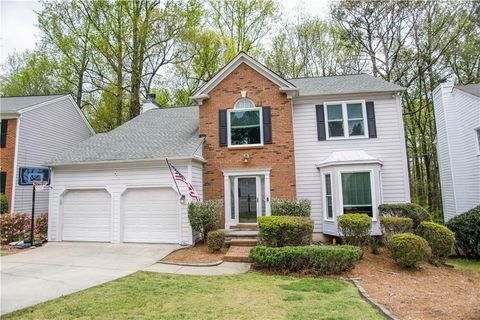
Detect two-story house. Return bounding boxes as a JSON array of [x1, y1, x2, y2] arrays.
[[433, 82, 480, 222], [46, 53, 410, 244], [0, 95, 94, 215]]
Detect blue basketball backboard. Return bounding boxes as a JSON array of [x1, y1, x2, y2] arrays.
[[18, 167, 50, 185]]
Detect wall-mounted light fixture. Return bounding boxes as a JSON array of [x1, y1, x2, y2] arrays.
[[180, 194, 186, 204], [243, 153, 250, 163]]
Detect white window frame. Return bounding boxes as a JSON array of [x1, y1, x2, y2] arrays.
[[227, 106, 263, 148], [338, 169, 377, 221], [324, 100, 369, 140], [322, 171, 334, 221]]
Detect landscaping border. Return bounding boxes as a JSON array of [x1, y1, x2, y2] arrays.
[[348, 278, 399, 320], [158, 260, 224, 267]]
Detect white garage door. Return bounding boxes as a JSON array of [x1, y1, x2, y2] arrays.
[[123, 187, 179, 243], [62, 189, 111, 242]]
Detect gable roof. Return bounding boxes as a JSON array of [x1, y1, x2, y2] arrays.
[[0, 95, 67, 113], [190, 52, 298, 103], [47, 106, 204, 166], [288, 74, 405, 96], [454, 83, 480, 98]]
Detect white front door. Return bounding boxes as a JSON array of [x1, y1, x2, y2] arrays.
[[234, 176, 262, 224]]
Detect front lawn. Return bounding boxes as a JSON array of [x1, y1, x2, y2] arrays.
[[448, 258, 480, 273], [4, 272, 384, 320]]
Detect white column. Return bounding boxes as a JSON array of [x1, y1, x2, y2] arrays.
[[224, 175, 231, 228], [265, 173, 271, 216], [106, 185, 126, 243]]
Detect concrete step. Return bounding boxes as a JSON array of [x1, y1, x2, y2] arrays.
[[229, 224, 258, 230], [225, 230, 259, 239], [224, 246, 252, 263], [230, 238, 258, 247]]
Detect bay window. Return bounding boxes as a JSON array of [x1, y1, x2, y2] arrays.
[[324, 173, 333, 220], [341, 171, 373, 217], [325, 101, 368, 139]]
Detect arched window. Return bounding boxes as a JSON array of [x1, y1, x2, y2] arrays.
[[234, 98, 255, 110]]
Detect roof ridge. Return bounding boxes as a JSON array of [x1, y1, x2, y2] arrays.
[[0, 94, 67, 98], [288, 73, 367, 80]]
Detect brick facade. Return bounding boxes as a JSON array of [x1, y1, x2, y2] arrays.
[[199, 62, 297, 224], [0, 118, 17, 212]]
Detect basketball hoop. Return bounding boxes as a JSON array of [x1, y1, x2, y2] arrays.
[[32, 180, 49, 192]]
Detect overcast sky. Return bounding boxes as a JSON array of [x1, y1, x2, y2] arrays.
[[0, 0, 330, 64]]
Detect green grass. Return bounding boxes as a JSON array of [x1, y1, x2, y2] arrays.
[[4, 272, 385, 320], [448, 258, 480, 273]]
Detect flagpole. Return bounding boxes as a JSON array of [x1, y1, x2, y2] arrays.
[[165, 158, 182, 195]]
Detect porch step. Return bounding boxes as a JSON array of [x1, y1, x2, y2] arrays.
[[225, 230, 259, 239], [229, 224, 258, 230], [224, 246, 252, 263], [230, 238, 258, 247]]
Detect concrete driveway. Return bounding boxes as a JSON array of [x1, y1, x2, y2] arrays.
[[1, 242, 179, 315]]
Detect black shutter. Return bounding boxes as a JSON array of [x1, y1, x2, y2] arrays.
[[315, 104, 326, 141], [366, 101, 377, 138], [0, 172, 6, 194], [262, 107, 272, 144], [0, 120, 8, 148], [219, 109, 228, 146]]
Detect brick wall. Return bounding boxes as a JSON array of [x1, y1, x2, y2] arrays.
[[199, 62, 297, 224], [0, 118, 17, 212]]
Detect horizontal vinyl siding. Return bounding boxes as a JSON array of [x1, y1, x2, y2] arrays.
[[14, 97, 92, 215], [293, 95, 410, 232], [48, 160, 200, 245]]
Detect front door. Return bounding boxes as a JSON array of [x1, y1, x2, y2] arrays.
[[236, 177, 261, 223]]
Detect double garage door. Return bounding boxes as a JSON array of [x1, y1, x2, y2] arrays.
[[62, 188, 179, 243]]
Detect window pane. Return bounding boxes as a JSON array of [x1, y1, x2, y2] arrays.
[[342, 172, 372, 217], [327, 196, 333, 218], [230, 110, 260, 127], [235, 99, 255, 110], [328, 121, 344, 137], [325, 174, 331, 195], [327, 104, 343, 120], [347, 103, 363, 119], [348, 120, 364, 136], [231, 127, 261, 145]]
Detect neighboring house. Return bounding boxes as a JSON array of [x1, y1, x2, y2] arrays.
[[46, 53, 410, 245], [433, 82, 480, 222], [0, 95, 94, 215]]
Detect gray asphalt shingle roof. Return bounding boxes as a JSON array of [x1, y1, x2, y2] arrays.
[[47, 106, 203, 165], [455, 83, 480, 98], [0, 95, 66, 113], [289, 74, 404, 96]]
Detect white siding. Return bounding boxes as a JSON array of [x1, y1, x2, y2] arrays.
[[434, 84, 480, 221], [48, 160, 202, 245], [293, 93, 410, 233], [14, 96, 93, 215]]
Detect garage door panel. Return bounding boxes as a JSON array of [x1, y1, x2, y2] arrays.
[[62, 190, 111, 242], [123, 188, 179, 243]]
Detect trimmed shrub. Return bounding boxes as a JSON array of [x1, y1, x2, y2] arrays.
[[0, 193, 8, 214], [250, 245, 362, 275], [380, 217, 413, 240], [378, 203, 429, 228], [258, 216, 313, 247], [337, 214, 371, 246], [389, 233, 431, 268], [206, 230, 225, 253], [417, 221, 455, 265], [0, 213, 30, 244], [446, 206, 480, 259], [35, 214, 48, 242], [270, 199, 311, 217], [188, 200, 223, 241]]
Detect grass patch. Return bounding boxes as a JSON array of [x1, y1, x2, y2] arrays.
[[3, 272, 384, 320], [448, 258, 480, 273]]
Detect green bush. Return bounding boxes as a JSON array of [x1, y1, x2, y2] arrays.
[[380, 217, 413, 240], [378, 203, 429, 228], [206, 230, 225, 253], [417, 221, 455, 265], [258, 216, 313, 247], [389, 233, 431, 268], [250, 245, 362, 275], [446, 206, 480, 259], [337, 214, 371, 246], [188, 200, 223, 241], [270, 199, 311, 217], [0, 193, 8, 214]]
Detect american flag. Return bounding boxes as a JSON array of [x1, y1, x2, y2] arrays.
[[170, 164, 200, 201]]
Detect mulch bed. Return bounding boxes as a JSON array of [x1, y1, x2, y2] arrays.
[[344, 248, 480, 320], [0, 244, 24, 256], [161, 242, 227, 264]]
